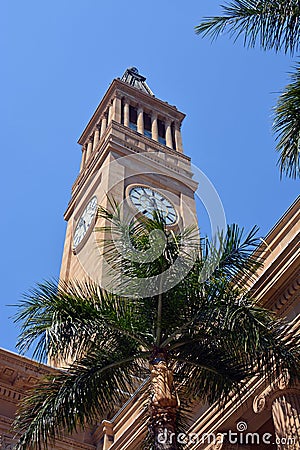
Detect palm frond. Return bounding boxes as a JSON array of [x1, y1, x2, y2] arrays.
[[195, 0, 300, 55], [174, 354, 249, 406], [167, 281, 300, 392], [96, 200, 199, 300], [199, 224, 262, 283], [273, 63, 300, 179], [12, 348, 149, 450], [14, 279, 152, 362], [97, 202, 199, 273]]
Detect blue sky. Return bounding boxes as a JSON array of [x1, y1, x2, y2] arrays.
[[0, 1, 298, 353]]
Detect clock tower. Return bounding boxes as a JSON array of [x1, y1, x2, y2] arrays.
[[59, 68, 198, 287]]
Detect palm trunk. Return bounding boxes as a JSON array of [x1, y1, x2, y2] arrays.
[[149, 350, 179, 450]]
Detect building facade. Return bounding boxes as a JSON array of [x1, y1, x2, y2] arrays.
[[0, 69, 299, 449]]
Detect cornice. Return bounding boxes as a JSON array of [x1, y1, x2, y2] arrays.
[[259, 196, 299, 248], [234, 197, 300, 316], [273, 273, 300, 312], [72, 119, 191, 200], [0, 348, 55, 376], [255, 238, 299, 289], [240, 195, 299, 277], [0, 349, 60, 401], [112, 121, 191, 161], [0, 357, 96, 449], [116, 78, 185, 116], [0, 384, 22, 404]]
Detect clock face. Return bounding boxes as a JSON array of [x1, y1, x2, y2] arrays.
[[129, 186, 177, 225], [73, 196, 98, 248]]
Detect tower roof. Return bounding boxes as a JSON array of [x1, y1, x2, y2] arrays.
[[121, 67, 154, 96]]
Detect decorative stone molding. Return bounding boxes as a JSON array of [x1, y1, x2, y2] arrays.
[[124, 135, 138, 146], [114, 90, 123, 100], [174, 119, 181, 129], [0, 365, 47, 393], [253, 370, 290, 413], [0, 351, 50, 376], [0, 386, 22, 403], [102, 420, 114, 450], [274, 275, 300, 312]]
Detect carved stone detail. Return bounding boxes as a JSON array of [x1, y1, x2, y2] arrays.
[[253, 370, 290, 413], [125, 134, 138, 146], [274, 275, 300, 311], [0, 386, 22, 403]]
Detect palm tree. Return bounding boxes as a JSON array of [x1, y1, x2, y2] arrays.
[[195, 0, 300, 179], [12, 205, 300, 450]]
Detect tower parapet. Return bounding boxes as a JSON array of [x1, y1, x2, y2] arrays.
[[78, 68, 185, 173]]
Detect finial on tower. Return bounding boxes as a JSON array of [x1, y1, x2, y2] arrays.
[[121, 67, 154, 96]]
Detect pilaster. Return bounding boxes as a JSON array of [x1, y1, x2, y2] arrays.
[[165, 119, 173, 149], [137, 105, 144, 134]]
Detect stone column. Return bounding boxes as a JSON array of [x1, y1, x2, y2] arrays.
[[86, 136, 93, 161], [93, 124, 100, 150], [80, 144, 87, 171], [124, 100, 130, 127], [151, 113, 158, 142], [107, 103, 113, 125], [112, 95, 122, 123], [272, 394, 300, 449], [100, 115, 107, 137], [137, 105, 144, 134], [175, 120, 183, 153], [165, 119, 173, 149]]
